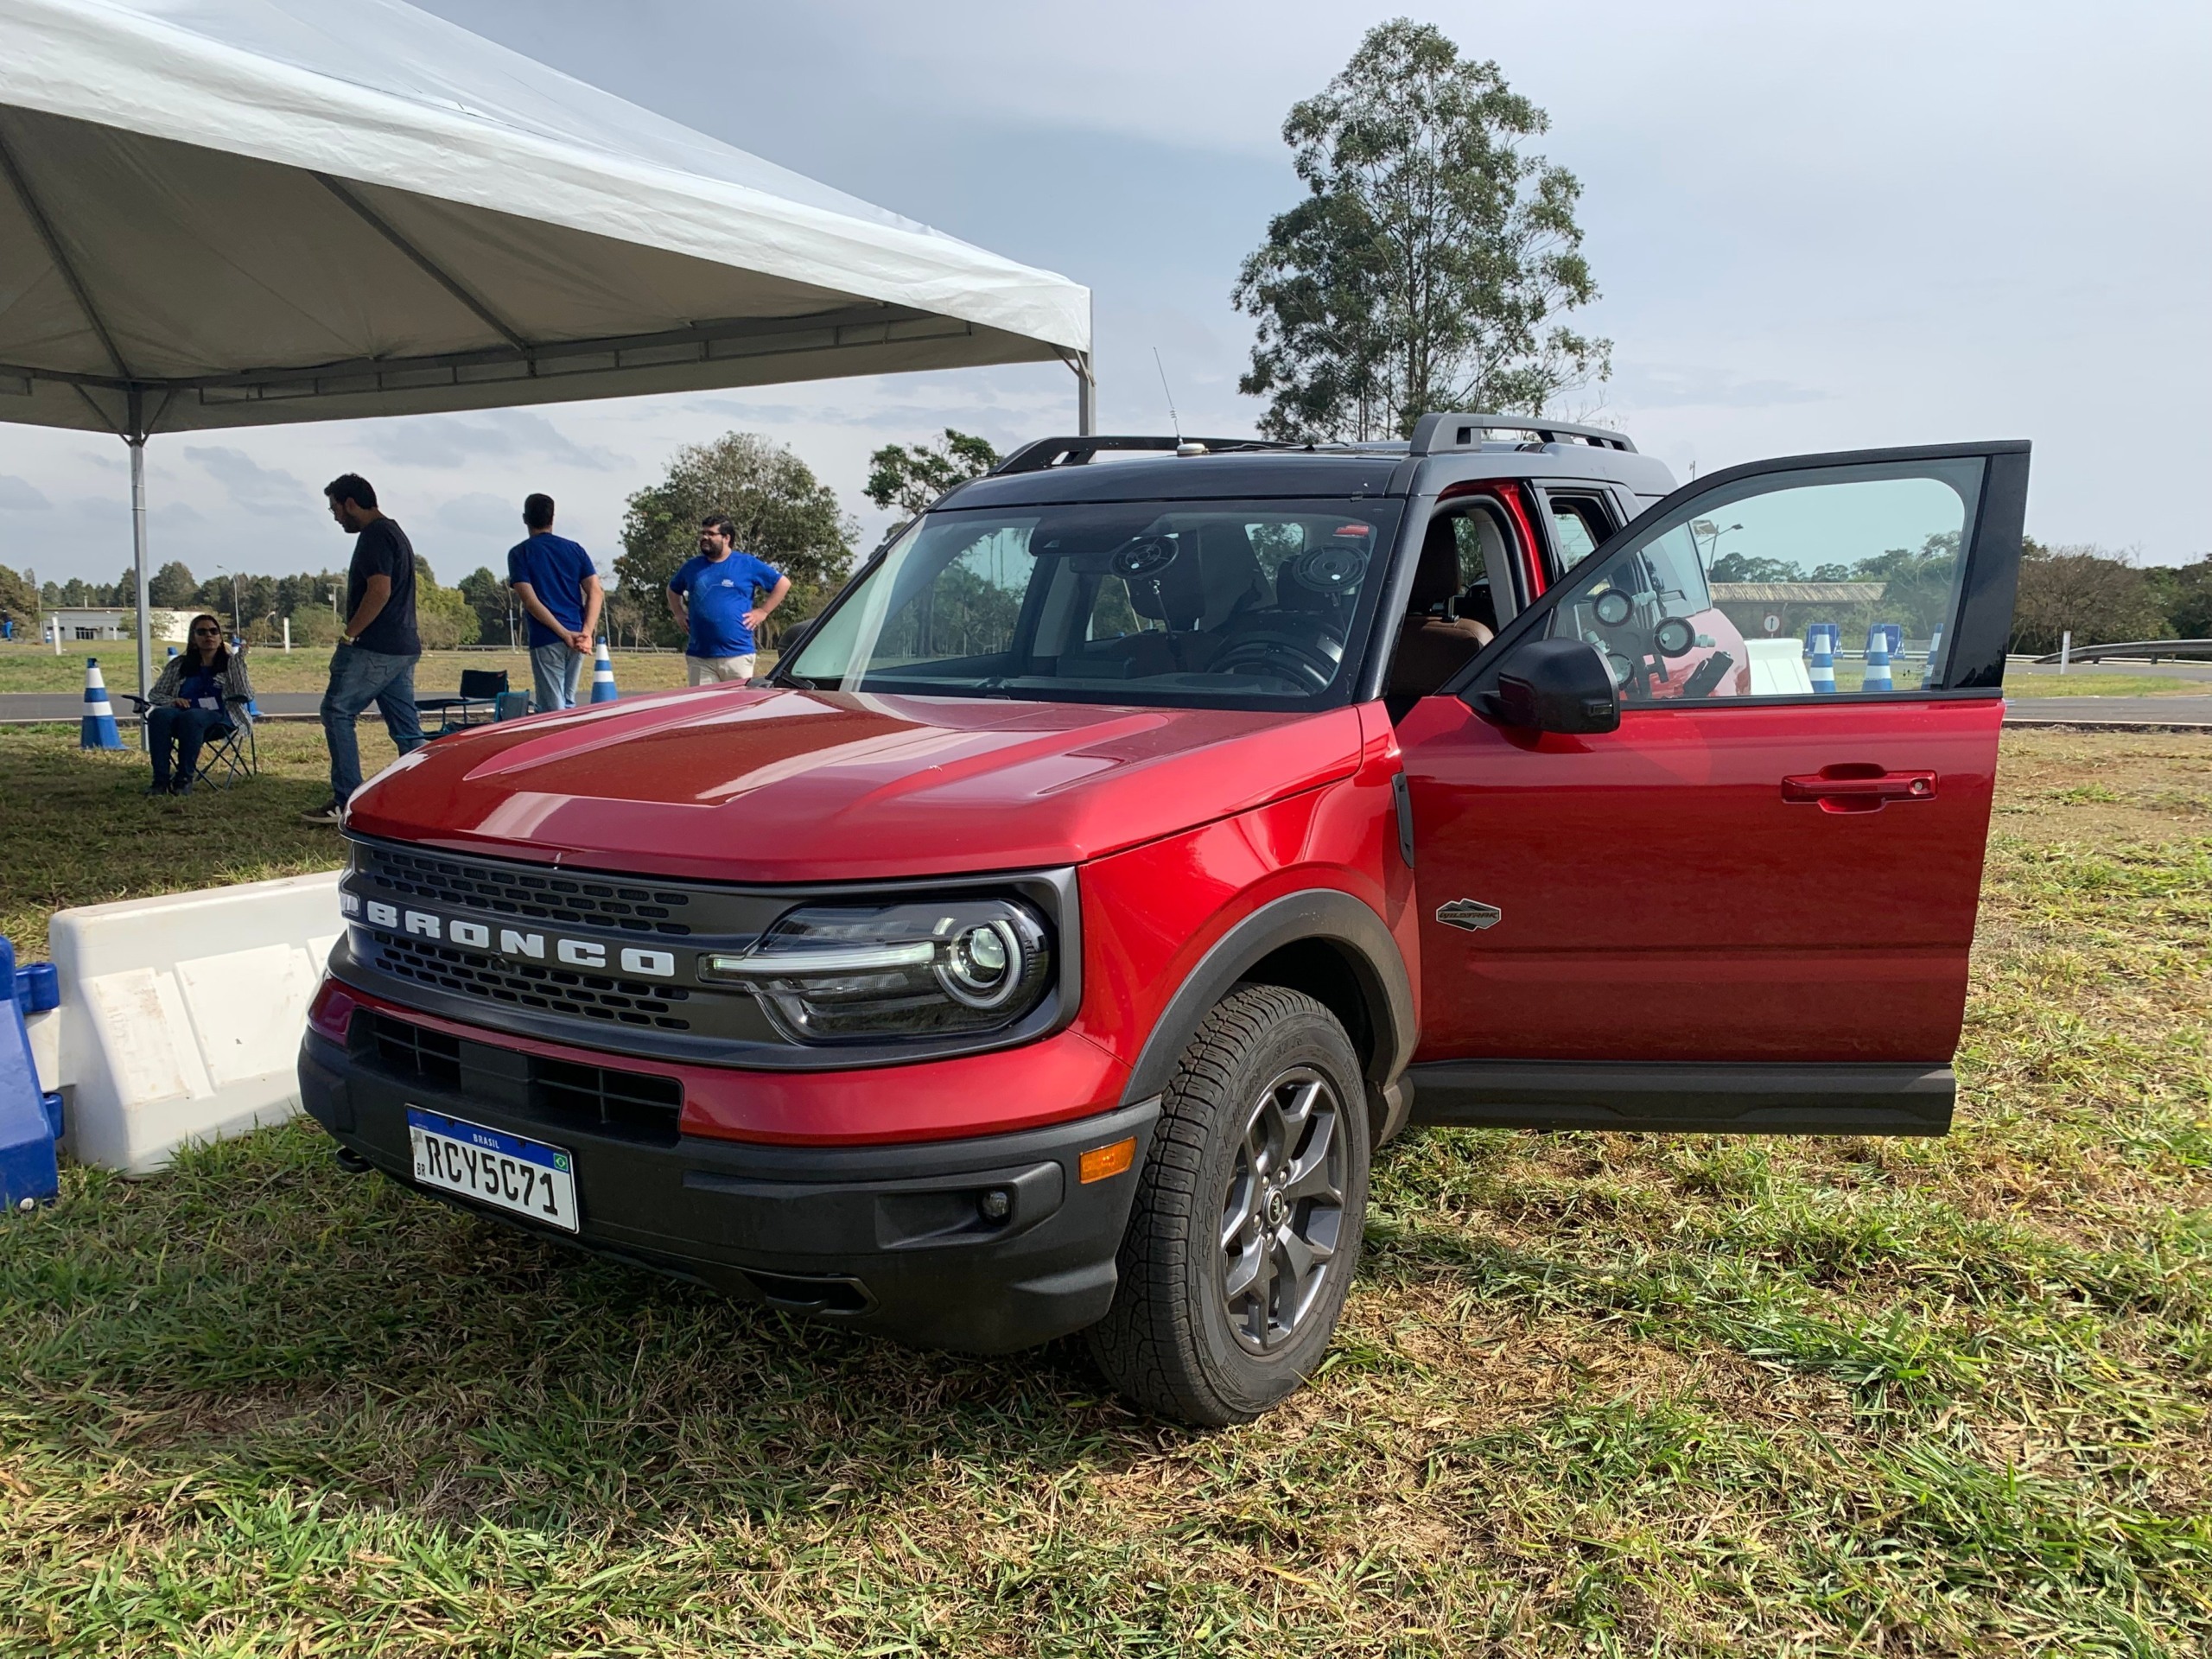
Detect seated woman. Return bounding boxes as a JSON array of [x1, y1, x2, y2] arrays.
[[143, 614, 254, 795]]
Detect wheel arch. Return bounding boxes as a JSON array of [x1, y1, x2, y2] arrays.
[[1121, 889, 1417, 1144]]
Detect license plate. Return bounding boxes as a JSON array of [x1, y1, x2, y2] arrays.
[[407, 1107, 579, 1233]]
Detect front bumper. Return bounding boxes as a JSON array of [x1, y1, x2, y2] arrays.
[[299, 1027, 1157, 1353]]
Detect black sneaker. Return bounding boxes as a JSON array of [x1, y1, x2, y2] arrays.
[[300, 799, 344, 825], [145, 781, 171, 797]]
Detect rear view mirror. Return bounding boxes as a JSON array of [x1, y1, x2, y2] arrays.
[[1484, 638, 1620, 734]]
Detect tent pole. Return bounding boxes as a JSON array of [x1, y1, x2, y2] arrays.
[[1075, 351, 1095, 437], [128, 410, 151, 701]]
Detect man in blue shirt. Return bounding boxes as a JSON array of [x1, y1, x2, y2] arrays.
[[507, 493, 603, 711], [667, 514, 789, 684]]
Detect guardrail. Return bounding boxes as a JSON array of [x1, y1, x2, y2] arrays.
[[2031, 639, 2212, 664]]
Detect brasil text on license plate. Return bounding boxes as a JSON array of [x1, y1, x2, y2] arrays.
[[407, 1107, 580, 1233]]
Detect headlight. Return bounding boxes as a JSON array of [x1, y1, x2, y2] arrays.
[[699, 898, 1052, 1042]]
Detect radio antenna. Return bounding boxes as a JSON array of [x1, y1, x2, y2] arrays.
[[1152, 346, 1183, 443]]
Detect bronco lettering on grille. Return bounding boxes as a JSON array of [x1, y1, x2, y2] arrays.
[[343, 889, 678, 981]]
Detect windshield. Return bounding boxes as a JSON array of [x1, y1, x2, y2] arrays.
[[782, 498, 1405, 709]]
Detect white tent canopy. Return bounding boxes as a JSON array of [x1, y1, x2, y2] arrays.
[[0, 0, 1092, 689]]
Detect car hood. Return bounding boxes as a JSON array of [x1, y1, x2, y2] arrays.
[[346, 685, 1364, 882]]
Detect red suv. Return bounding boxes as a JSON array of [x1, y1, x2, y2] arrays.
[[300, 416, 2029, 1424]]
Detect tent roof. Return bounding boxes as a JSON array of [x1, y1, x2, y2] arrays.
[[0, 0, 1091, 436]]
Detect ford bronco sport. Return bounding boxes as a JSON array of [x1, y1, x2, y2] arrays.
[[300, 415, 2029, 1425]]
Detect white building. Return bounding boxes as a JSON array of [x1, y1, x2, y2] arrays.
[[43, 607, 194, 644]]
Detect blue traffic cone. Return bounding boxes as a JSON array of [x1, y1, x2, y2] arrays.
[[1921, 623, 1944, 690], [1808, 628, 1836, 695], [590, 639, 619, 703], [79, 658, 123, 749], [1862, 625, 1893, 692]]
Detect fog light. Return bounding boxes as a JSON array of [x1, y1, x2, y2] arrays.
[[978, 1187, 1012, 1222]]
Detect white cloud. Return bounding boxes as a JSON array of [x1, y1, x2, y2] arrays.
[[182, 446, 310, 517], [360, 410, 628, 474], [0, 475, 52, 511]]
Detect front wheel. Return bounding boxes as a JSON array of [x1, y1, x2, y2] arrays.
[[1087, 984, 1370, 1425]]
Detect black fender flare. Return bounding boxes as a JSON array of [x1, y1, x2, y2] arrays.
[[1120, 889, 1418, 1136]]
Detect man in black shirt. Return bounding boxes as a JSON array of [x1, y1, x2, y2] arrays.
[[304, 473, 426, 823]]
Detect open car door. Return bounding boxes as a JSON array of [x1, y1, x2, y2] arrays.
[[1393, 441, 2028, 1135]]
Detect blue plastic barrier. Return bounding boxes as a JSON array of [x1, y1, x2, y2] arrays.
[[0, 937, 61, 1209]]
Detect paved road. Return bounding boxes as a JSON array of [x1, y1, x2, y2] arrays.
[[2003, 695, 2212, 727], [1, 691, 325, 721]]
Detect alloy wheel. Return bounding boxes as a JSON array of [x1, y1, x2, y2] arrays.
[[1217, 1065, 1348, 1353]]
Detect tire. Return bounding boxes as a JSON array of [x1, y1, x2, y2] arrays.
[[1087, 984, 1370, 1426]]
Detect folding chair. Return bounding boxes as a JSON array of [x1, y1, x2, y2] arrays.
[[416, 668, 510, 736], [126, 697, 259, 791]]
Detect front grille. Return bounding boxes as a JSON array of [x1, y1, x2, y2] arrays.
[[372, 931, 694, 1031], [534, 1058, 684, 1144], [359, 1012, 684, 1147], [357, 843, 693, 937]]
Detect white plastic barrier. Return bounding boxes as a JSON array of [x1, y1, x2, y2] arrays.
[[1745, 638, 1815, 697], [48, 871, 341, 1174]]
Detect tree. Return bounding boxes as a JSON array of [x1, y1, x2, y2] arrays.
[[2009, 539, 2167, 655], [1234, 19, 1610, 442], [458, 566, 514, 645], [408, 555, 481, 650], [0, 562, 38, 631], [148, 560, 198, 607], [614, 432, 855, 647], [2143, 554, 2212, 639], [864, 429, 1001, 518]]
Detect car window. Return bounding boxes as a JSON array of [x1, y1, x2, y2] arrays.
[[786, 498, 1404, 711], [1540, 459, 1983, 702], [1544, 494, 1613, 578]]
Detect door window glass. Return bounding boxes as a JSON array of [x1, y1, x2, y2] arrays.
[[1545, 494, 1612, 577], [1541, 460, 1982, 702]]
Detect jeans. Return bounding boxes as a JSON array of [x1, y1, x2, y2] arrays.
[[530, 640, 588, 711], [685, 653, 755, 685], [321, 644, 425, 804], [147, 704, 231, 788]]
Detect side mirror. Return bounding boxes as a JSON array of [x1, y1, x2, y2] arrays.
[[1484, 638, 1620, 734]]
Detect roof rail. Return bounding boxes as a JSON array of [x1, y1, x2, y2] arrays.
[[1407, 413, 1637, 454], [991, 434, 1294, 474]]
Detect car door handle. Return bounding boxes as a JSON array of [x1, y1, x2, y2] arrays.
[[1782, 767, 1937, 812]]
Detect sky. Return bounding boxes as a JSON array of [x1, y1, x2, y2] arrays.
[[3, 0, 2207, 593]]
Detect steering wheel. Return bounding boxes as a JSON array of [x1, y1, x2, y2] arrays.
[[1207, 627, 1342, 693]]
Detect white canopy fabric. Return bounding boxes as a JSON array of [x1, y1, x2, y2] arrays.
[[0, 0, 1093, 694], [0, 0, 1091, 438]]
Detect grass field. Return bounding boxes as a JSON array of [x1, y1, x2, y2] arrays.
[[0, 729, 2206, 1655]]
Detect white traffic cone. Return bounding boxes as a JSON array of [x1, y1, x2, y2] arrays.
[[1808, 627, 1836, 696], [589, 639, 619, 703], [79, 658, 123, 749], [1862, 625, 1893, 693]]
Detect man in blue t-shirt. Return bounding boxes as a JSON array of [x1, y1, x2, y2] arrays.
[[667, 514, 790, 684], [507, 493, 603, 711]]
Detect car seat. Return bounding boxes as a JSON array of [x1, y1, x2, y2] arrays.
[[1127, 522, 1268, 671], [1387, 513, 1496, 699]]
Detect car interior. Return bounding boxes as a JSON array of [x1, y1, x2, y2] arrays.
[[1384, 504, 1505, 700]]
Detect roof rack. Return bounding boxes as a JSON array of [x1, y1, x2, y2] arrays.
[[990, 435, 1295, 474], [1407, 413, 1636, 454]]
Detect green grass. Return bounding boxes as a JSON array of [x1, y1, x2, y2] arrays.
[[2002, 673, 2201, 698], [0, 730, 2207, 1654]]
